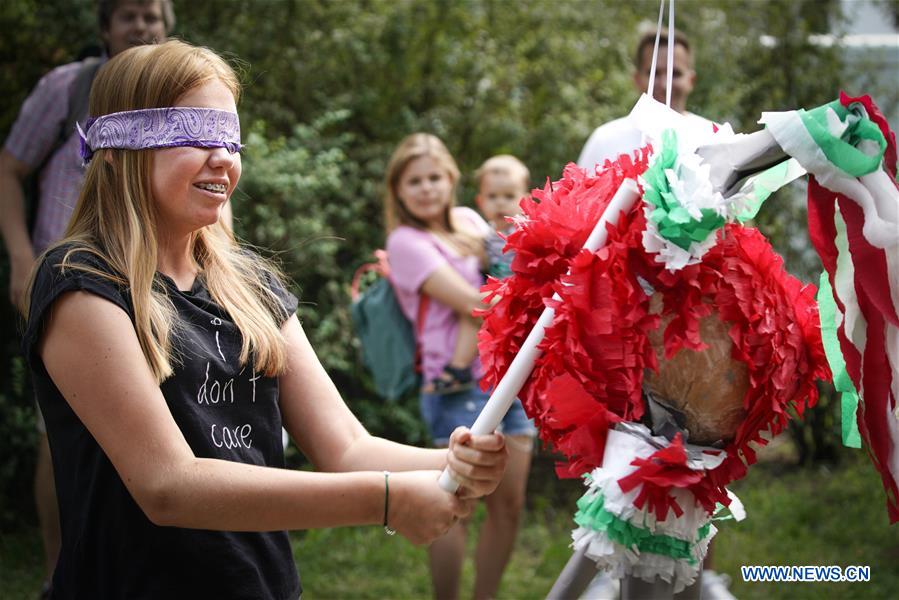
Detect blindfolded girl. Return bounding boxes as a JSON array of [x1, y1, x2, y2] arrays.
[[22, 40, 507, 600]]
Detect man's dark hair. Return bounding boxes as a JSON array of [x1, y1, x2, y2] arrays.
[[97, 0, 176, 34], [633, 26, 692, 70]]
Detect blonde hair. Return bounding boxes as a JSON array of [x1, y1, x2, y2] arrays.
[[383, 133, 461, 233], [474, 154, 530, 191], [383, 133, 484, 257], [26, 40, 289, 382]]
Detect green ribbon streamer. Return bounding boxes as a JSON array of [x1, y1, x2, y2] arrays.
[[800, 99, 887, 177], [574, 490, 712, 564], [642, 129, 726, 251], [710, 501, 738, 522], [731, 159, 805, 223], [817, 272, 862, 448], [730, 161, 787, 223]]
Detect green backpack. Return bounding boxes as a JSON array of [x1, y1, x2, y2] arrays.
[[351, 250, 429, 400]]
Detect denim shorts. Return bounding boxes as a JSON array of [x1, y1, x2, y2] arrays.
[[420, 385, 536, 446]]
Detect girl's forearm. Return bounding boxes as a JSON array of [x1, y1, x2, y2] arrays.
[[147, 458, 387, 531], [329, 434, 448, 473]]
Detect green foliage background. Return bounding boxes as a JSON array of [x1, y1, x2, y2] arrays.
[[1, 0, 894, 528]]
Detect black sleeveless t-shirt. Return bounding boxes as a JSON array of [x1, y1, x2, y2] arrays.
[[23, 245, 301, 600]]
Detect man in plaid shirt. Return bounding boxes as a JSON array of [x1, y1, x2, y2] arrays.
[[0, 2, 174, 596]]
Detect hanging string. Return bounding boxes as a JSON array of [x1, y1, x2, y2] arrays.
[[647, 0, 665, 97], [648, 0, 677, 109], [666, 0, 675, 108]]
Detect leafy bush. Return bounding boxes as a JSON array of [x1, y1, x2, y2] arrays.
[[235, 113, 426, 445], [3, 0, 884, 525], [0, 281, 37, 527]]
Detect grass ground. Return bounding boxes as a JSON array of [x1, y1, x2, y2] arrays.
[[2, 446, 895, 599]]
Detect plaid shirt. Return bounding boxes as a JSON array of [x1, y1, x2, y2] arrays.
[[4, 58, 105, 254]]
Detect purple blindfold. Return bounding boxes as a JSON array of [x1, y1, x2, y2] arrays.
[[77, 107, 243, 163]]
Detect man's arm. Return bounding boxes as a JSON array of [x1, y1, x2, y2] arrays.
[[0, 149, 35, 311]]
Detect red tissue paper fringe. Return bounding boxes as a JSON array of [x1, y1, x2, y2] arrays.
[[478, 149, 830, 518]]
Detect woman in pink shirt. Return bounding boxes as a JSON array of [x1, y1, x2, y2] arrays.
[[384, 133, 534, 600]]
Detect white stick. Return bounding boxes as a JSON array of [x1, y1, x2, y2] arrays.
[[439, 178, 641, 492]]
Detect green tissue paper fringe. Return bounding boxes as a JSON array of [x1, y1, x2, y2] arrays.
[[574, 489, 712, 564], [642, 129, 725, 251]]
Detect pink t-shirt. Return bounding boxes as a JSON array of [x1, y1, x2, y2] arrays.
[[386, 206, 489, 382]]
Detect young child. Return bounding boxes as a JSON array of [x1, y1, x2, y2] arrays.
[[385, 137, 534, 600], [22, 41, 508, 599], [477, 154, 530, 279], [430, 155, 530, 395]]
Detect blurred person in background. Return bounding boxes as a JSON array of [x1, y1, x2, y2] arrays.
[[575, 26, 737, 600], [384, 134, 532, 600], [577, 26, 704, 171], [0, 2, 178, 597]]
